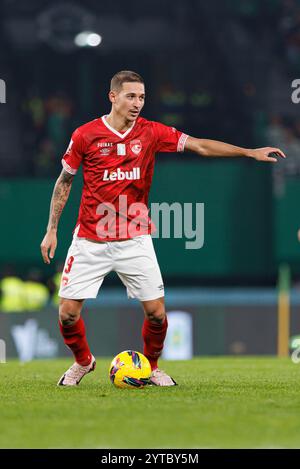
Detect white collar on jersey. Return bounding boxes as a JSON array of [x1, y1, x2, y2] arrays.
[[101, 115, 136, 139]]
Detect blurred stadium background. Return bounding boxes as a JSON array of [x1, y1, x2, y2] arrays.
[[1, 0, 300, 362]]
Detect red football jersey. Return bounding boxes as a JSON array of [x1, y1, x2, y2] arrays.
[[62, 115, 189, 240]]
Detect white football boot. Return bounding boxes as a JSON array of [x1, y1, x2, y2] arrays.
[[149, 369, 177, 386], [57, 356, 96, 386]]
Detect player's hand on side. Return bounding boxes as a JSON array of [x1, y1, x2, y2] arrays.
[[249, 147, 286, 162], [40, 230, 57, 264], [297, 229, 300, 243]]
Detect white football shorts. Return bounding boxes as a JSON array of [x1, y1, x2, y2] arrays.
[[58, 234, 164, 301]]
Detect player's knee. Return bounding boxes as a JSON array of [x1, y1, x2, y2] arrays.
[[59, 298, 82, 326], [145, 303, 166, 324]]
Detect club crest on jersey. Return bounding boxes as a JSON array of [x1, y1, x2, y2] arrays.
[[130, 139, 142, 155]]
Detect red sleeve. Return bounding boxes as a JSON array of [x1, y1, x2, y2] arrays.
[[151, 121, 189, 153], [61, 128, 85, 175]]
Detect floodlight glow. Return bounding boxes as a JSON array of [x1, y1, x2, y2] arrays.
[[86, 33, 102, 47], [74, 32, 102, 47]]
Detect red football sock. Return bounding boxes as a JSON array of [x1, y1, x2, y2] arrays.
[[142, 316, 168, 370], [59, 316, 92, 366]]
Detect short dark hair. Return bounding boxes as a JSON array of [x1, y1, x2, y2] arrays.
[[110, 70, 144, 91]]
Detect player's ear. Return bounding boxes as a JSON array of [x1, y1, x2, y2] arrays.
[[109, 90, 116, 104]]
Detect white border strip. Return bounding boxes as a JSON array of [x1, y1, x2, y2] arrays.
[[177, 133, 189, 153], [101, 115, 136, 139], [61, 158, 77, 175]]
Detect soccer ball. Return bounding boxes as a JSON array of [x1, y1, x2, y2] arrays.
[[109, 350, 151, 389]]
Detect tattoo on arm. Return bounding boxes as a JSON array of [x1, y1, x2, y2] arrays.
[[47, 169, 74, 231]]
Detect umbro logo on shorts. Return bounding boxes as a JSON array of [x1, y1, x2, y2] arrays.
[[103, 167, 141, 181]]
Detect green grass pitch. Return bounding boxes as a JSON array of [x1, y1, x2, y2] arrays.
[[1, 357, 300, 448]]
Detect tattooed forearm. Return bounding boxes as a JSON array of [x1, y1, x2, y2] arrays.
[[47, 169, 74, 231]]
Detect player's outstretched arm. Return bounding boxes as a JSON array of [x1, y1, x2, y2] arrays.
[[184, 136, 286, 162], [40, 169, 74, 264]]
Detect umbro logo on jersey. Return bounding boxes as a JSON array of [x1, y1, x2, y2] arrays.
[[100, 148, 111, 156], [103, 167, 141, 181], [97, 142, 114, 156]]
